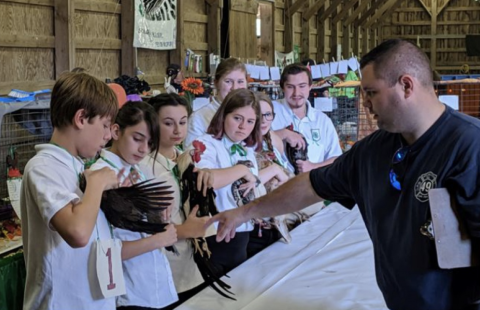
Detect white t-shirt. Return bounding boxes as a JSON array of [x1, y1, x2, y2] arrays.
[[90, 149, 178, 308], [192, 134, 260, 233], [271, 99, 343, 165], [184, 97, 221, 147], [139, 151, 204, 293], [20, 144, 115, 310]]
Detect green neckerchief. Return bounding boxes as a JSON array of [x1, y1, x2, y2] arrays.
[[230, 143, 247, 157]]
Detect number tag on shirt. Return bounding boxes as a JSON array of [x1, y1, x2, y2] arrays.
[[95, 239, 126, 298]]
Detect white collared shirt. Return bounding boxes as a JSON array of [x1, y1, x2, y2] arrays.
[[192, 134, 260, 232], [90, 149, 178, 308], [271, 99, 342, 165], [184, 97, 221, 147], [21, 144, 115, 310], [139, 151, 204, 293]]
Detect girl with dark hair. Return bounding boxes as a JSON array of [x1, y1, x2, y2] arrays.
[[90, 101, 179, 310], [140, 93, 210, 308], [191, 88, 263, 276]]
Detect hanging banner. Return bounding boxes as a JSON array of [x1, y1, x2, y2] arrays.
[[275, 51, 295, 71], [134, 0, 177, 50]]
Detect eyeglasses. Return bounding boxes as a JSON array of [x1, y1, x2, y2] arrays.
[[262, 112, 275, 121], [389, 146, 409, 190]]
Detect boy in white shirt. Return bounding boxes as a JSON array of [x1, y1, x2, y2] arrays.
[[272, 64, 342, 173], [20, 72, 120, 310]]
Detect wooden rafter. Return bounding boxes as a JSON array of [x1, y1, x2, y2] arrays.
[[303, 0, 327, 21], [332, 0, 360, 24], [437, 0, 453, 16], [345, 0, 373, 26], [371, 0, 405, 28], [364, 0, 397, 28], [318, 0, 344, 23], [287, 0, 309, 16], [356, 0, 384, 28], [416, 0, 432, 16]]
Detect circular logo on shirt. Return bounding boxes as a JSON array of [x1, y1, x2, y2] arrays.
[[414, 172, 437, 202], [311, 129, 321, 142]]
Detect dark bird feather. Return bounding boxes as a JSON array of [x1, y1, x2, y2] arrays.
[[79, 174, 174, 235], [285, 134, 309, 175], [177, 152, 236, 300]]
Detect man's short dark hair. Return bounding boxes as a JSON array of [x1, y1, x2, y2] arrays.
[[280, 63, 312, 89], [360, 39, 433, 88]]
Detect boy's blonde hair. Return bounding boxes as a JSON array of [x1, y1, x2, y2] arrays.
[[50, 72, 118, 128]]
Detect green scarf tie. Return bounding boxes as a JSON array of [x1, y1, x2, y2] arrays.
[[230, 144, 247, 157]]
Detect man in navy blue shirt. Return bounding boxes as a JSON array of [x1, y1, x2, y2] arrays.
[[207, 39, 480, 310]]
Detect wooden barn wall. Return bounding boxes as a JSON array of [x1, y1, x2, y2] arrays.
[[0, 0, 55, 95], [381, 0, 480, 74], [0, 0, 212, 96]]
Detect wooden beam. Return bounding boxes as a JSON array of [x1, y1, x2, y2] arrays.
[[330, 5, 340, 60], [170, 0, 184, 65], [431, 0, 437, 70], [54, 0, 75, 77], [437, 0, 453, 16], [75, 1, 121, 14], [332, 0, 359, 24], [317, 0, 327, 61], [76, 38, 121, 50], [287, 0, 309, 16], [303, 0, 327, 21], [185, 41, 209, 51], [207, 0, 221, 55], [184, 13, 208, 24], [371, 0, 405, 28], [416, 0, 432, 16], [356, 0, 384, 28], [284, 0, 295, 52], [364, 0, 397, 28], [121, 0, 135, 76], [259, 1, 275, 65], [0, 0, 53, 6], [345, 0, 372, 26], [0, 34, 55, 48], [318, 0, 343, 23], [301, 0, 311, 60]]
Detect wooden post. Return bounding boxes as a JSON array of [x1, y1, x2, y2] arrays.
[[121, 0, 136, 76], [284, 0, 294, 52], [207, 0, 221, 56], [259, 1, 275, 65], [301, 0, 311, 60], [54, 0, 75, 77], [170, 0, 184, 66], [317, 0, 328, 61], [431, 0, 437, 70]]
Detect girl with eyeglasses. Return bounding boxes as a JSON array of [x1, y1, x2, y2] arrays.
[[248, 92, 294, 258]]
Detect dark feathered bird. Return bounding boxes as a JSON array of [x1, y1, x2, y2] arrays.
[[285, 134, 309, 175], [176, 143, 236, 300], [79, 174, 174, 234]]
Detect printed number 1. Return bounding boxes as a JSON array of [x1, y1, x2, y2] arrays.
[[106, 248, 116, 290]]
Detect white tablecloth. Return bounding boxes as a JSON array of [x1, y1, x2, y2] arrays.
[[177, 203, 388, 310]]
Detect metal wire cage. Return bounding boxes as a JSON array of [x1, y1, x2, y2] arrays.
[[434, 80, 480, 119], [320, 86, 378, 152], [0, 94, 52, 198]]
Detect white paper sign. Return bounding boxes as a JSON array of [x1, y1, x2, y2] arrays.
[[133, 0, 177, 50], [320, 64, 330, 77], [338, 60, 349, 74], [96, 239, 126, 298], [314, 97, 334, 112], [249, 65, 260, 79], [330, 62, 339, 75], [7, 178, 22, 219], [259, 66, 270, 80], [311, 65, 322, 79], [439, 95, 459, 110], [270, 67, 281, 80], [348, 57, 359, 71]]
